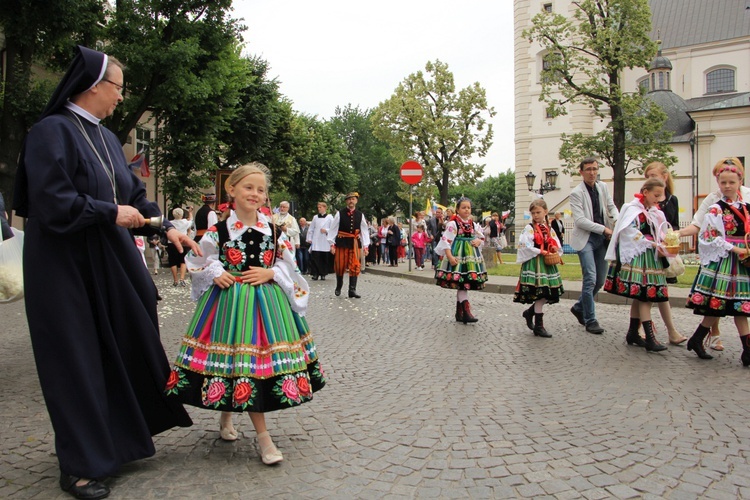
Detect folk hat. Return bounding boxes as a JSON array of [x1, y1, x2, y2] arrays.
[[202, 193, 217, 203], [345, 192, 360, 200]]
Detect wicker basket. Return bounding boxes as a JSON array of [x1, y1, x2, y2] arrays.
[[664, 245, 680, 256], [544, 253, 562, 266]]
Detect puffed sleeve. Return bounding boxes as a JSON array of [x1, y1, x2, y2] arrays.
[[185, 228, 226, 301], [271, 232, 310, 315], [615, 218, 654, 263], [473, 221, 485, 242], [516, 224, 541, 264], [435, 221, 458, 257], [698, 205, 734, 266]]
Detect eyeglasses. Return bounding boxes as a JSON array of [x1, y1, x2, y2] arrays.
[[101, 78, 124, 95], [582, 167, 599, 172]]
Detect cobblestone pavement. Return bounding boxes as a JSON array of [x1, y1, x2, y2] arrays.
[[2, 271, 750, 499]]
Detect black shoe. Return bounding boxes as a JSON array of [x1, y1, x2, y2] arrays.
[[334, 289, 341, 296], [348, 290, 361, 298], [311, 276, 318, 281], [60, 474, 110, 500], [522, 306, 534, 331], [320, 276, 326, 281], [570, 306, 585, 326], [585, 321, 604, 334]]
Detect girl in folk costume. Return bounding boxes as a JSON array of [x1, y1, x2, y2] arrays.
[[603, 178, 670, 352], [166, 163, 325, 465], [514, 199, 564, 338], [685, 159, 750, 367], [435, 197, 488, 324]]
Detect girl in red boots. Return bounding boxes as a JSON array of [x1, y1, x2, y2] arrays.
[[435, 197, 488, 323], [686, 158, 750, 366], [514, 198, 564, 338], [603, 178, 670, 352]]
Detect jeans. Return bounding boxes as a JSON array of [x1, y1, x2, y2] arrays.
[[379, 242, 388, 264], [296, 247, 310, 274], [574, 232, 609, 325]]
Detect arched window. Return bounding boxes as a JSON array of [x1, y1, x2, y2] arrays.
[[637, 76, 649, 92], [706, 68, 735, 94]]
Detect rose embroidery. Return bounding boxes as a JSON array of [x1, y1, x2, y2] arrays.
[[709, 206, 721, 215], [617, 282, 627, 293], [647, 287, 657, 298], [226, 247, 243, 266], [233, 379, 253, 406], [234, 221, 244, 230], [262, 250, 274, 267], [165, 370, 179, 390], [742, 302, 750, 313], [297, 375, 312, 398], [202, 377, 228, 407], [709, 298, 722, 309], [630, 284, 639, 296], [691, 293, 704, 305]]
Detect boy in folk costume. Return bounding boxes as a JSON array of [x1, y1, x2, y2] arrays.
[[514, 199, 564, 338], [603, 178, 670, 352]]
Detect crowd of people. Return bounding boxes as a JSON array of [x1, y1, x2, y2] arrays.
[[7, 44, 749, 500]]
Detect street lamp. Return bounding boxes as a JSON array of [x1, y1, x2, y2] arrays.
[[525, 170, 559, 195]]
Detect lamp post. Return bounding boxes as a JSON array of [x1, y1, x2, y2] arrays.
[[525, 170, 559, 195]]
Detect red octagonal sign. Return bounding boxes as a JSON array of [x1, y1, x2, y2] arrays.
[[400, 161, 423, 185]]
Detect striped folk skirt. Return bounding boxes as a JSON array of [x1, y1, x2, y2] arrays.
[[688, 241, 750, 316], [513, 256, 564, 304], [166, 282, 325, 413], [603, 247, 669, 302], [435, 236, 488, 290]]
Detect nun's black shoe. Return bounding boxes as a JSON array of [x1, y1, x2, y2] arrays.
[[60, 473, 110, 500]]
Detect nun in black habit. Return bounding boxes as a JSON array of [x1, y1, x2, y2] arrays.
[[13, 46, 196, 499]]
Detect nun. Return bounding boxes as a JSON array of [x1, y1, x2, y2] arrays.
[[13, 46, 197, 499]]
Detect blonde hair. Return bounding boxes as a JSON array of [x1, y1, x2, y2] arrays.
[[172, 207, 183, 219], [225, 162, 271, 195], [712, 157, 745, 179], [641, 177, 665, 193], [529, 198, 550, 226], [643, 162, 674, 194]]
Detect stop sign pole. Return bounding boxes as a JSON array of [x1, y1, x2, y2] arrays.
[[400, 162, 423, 272]]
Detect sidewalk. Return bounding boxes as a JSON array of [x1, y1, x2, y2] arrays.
[[363, 260, 690, 308]]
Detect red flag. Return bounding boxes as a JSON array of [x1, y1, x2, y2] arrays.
[[129, 151, 150, 177]]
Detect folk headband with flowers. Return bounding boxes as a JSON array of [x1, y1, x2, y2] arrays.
[[717, 158, 744, 177]]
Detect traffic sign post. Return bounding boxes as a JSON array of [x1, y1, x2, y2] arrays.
[[400, 162, 423, 272]]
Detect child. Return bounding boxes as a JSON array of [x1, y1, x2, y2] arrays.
[[603, 177, 669, 352], [685, 158, 750, 366], [411, 224, 429, 270], [166, 162, 325, 465], [435, 197, 488, 323], [513, 199, 564, 338]]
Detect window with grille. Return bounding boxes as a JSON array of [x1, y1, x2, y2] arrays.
[[543, 3, 552, 12], [706, 68, 735, 94]]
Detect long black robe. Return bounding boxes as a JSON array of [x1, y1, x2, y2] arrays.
[[21, 112, 192, 478]]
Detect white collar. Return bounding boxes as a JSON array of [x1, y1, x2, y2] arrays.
[[225, 210, 272, 241], [64, 102, 100, 124]]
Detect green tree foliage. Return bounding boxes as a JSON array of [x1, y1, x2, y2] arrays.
[[287, 114, 352, 218], [372, 60, 495, 206], [0, 0, 104, 209], [328, 105, 406, 221], [448, 170, 515, 219], [524, 0, 676, 206]]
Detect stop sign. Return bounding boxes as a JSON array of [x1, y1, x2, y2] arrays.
[[400, 161, 423, 185]]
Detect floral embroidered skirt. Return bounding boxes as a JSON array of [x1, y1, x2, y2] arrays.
[[435, 236, 488, 290], [687, 251, 750, 316], [603, 247, 668, 302], [513, 256, 564, 304], [166, 282, 325, 412]]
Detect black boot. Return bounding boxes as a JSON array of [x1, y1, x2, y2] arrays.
[[687, 324, 713, 359], [522, 305, 534, 330], [626, 317, 646, 347], [335, 276, 343, 296], [643, 320, 667, 352], [740, 335, 750, 367], [461, 300, 478, 324], [348, 276, 361, 298], [455, 301, 464, 322], [533, 313, 552, 338]]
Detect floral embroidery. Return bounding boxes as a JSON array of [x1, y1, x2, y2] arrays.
[[709, 297, 723, 310], [691, 292, 704, 305], [293, 282, 308, 298], [164, 367, 189, 395], [709, 206, 721, 216], [234, 220, 244, 230], [202, 377, 229, 408], [273, 374, 302, 405], [255, 221, 264, 228], [647, 286, 657, 298], [262, 250, 274, 267], [296, 374, 312, 398], [232, 377, 255, 409], [723, 211, 737, 235], [734, 301, 750, 314], [207, 226, 218, 233], [221, 240, 247, 271]]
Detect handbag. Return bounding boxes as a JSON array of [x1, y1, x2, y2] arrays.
[[0, 227, 25, 303]]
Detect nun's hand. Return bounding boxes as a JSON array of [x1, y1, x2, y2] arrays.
[[116, 205, 146, 229]]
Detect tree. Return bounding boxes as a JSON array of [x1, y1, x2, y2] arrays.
[[448, 170, 515, 219], [287, 114, 353, 218], [328, 105, 406, 221], [0, 0, 103, 210], [524, 0, 676, 206], [372, 60, 495, 206]]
